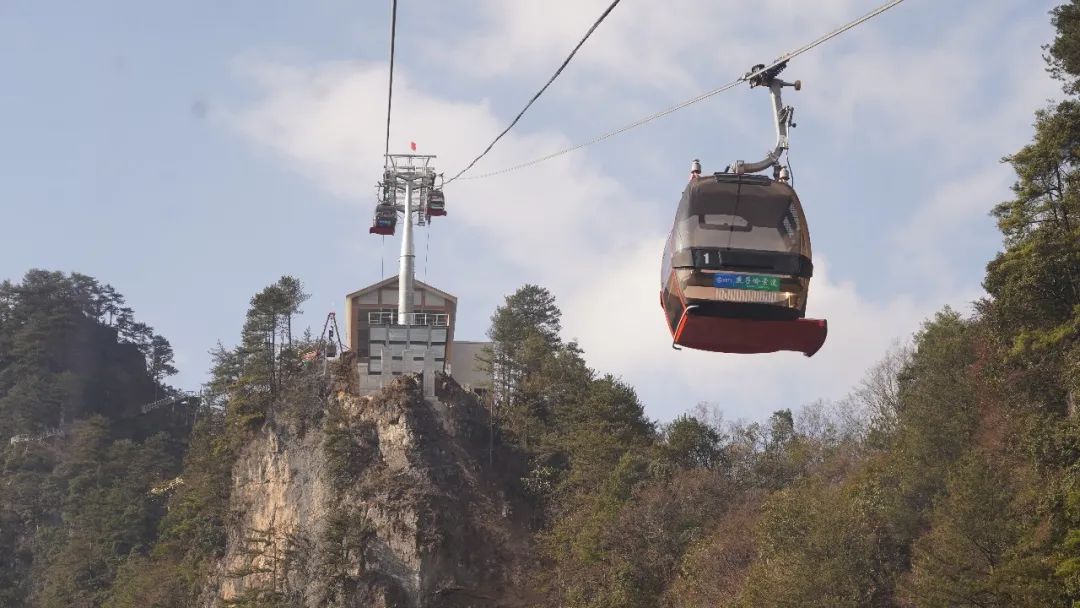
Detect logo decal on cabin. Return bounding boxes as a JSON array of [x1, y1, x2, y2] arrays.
[[713, 273, 781, 291]]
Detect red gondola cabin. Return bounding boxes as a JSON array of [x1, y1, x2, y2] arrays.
[[426, 189, 446, 217], [369, 203, 397, 235]]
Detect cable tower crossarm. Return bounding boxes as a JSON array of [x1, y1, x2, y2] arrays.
[[445, 0, 907, 183], [444, 0, 623, 186]]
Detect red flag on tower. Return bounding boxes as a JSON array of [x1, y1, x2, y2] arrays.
[[410, 141, 417, 151]]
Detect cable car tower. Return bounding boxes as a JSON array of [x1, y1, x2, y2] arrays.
[[370, 153, 446, 319], [366, 152, 449, 396]]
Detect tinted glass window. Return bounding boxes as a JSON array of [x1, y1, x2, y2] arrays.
[[684, 196, 800, 253]]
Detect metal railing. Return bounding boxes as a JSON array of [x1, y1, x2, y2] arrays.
[[9, 427, 64, 445], [368, 311, 450, 327], [141, 392, 198, 414], [369, 311, 396, 325], [150, 476, 185, 496]]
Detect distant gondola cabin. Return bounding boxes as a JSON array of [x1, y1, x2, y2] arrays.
[[426, 189, 446, 216], [369, 203, 397, 235]]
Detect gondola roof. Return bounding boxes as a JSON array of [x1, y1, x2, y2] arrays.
[[683, 173, 795, 204]]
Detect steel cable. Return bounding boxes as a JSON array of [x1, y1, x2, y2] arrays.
[[447, 0, 907, 183], [444, 0, 623, 185]]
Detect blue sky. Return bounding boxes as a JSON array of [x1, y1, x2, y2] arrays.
[[0, 1, 1063, 423]]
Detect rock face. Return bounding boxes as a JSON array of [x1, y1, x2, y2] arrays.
[[208, 374, 532, 608]]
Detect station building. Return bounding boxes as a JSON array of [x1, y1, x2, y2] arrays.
[[344, 277, 491, 395]]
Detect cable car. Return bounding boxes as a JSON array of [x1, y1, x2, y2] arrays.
[[369, 203, 397, 235], [660, 61, 827, 356], [661, 170, 826, 355], [426, 189, 446, 216]]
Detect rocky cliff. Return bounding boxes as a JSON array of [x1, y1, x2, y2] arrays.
[[205, 372, 532, 608]]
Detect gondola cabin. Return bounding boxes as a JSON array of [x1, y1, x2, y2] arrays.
[[369, 203, 397, 236], [660, 172, 827, 356], [426, 189, 446, 217]]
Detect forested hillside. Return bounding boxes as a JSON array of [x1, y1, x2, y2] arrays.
[[0, 271, 188, 606], [471, 4, 1080, 604], [496, 4, 1080, 604], [3, 2, 1080, 607]]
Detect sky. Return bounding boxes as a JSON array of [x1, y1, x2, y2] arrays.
[[0, 0, 1064, 424]]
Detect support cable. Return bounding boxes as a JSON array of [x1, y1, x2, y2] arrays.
[[447, 0, 906, 183], [444, 0, 622, 185], [424, 226, 430, 279], [384, 0, 398, 160]]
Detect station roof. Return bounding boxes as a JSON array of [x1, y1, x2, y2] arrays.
[[345, 276, 458, 304]]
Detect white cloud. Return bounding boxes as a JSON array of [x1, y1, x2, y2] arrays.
[[427, 0, 862, 95], [796, 2, 1058, 158], [221, 2, 1058, 421], [561, 241, 944, 416], [223, 57, 972, 420], [432, 1, 1054, 166], [889, 165, 1012, 290]]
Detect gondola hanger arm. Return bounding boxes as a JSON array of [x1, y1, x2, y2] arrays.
[[731, 62, 802, 175]]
